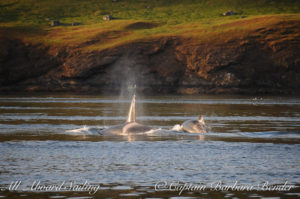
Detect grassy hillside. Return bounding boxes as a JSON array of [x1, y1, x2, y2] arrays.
[[1, 0, 300, 25], [0, 0, 300, 51], [0, 1, 300, 94]]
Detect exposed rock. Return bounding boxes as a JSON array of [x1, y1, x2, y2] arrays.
[[50, 20, 60, 26], [223, 10, 235, 16], [0, 38, 60, 87], [103, 15, 113, 21], [72, 22, 80, 26], [0, 20, 299, 94]]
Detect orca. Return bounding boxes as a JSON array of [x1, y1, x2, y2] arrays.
[[180, 115, 207, 133], [99, 94, 152, 135]]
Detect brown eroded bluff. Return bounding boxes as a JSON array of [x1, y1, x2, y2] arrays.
[[0, 20, 299, 95]]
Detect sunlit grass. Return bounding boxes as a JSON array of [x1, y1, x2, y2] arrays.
[[13, 13, 297, 52], [1, 0, 299, 51], [1, 0, 300, 25]]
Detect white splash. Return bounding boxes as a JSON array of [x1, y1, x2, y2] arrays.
[[171, 124, 182, 131], [65, 125, 89, 134]]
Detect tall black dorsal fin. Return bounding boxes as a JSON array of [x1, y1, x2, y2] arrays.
[[126, 94, 136, 122]]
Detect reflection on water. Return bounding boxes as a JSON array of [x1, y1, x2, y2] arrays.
[[0, 94, 299, 198]]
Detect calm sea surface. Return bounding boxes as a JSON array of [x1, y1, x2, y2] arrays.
[[0, 94, 299, 199]]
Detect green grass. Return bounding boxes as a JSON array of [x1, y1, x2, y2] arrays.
[[1, 0, 300, 26], [1, 0, 299, 51]]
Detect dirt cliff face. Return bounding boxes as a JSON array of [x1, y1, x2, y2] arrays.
[[0, 21, 299, 94]]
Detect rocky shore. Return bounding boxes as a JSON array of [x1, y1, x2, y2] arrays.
[[0, 20, 299, 95]]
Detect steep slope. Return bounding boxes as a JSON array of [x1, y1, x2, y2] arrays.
[[0, 15, 299, 94]]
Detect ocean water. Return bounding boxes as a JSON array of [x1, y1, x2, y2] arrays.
[[0, 94, 299, 199]]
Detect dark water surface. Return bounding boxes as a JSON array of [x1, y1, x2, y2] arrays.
[[0, 94, 299, 199]]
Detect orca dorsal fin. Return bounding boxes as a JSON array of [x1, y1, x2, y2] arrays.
[[198, 115, 204, 123], [126, 94, 136, 122]]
